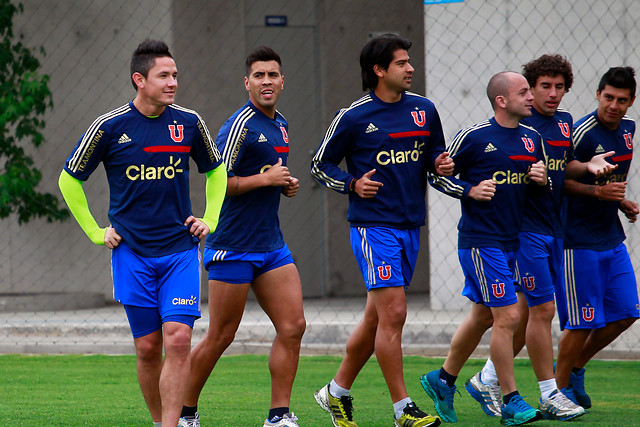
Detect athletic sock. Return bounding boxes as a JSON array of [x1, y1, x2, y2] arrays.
[[393, 397, 412, 419], [539, 378, 557, 401], [181, 405, 198, 417], [439, 367, 457, 388], [481, 359, 499, 385], [329, 379, 350, 398], [503, 391, 519, 405], [268, 407, 289, 422], [572, 366, 583, 374], [153, 422, 162, 427]]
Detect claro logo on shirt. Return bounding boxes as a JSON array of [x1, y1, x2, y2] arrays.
[[173, 295, 198, 306], [492, 170, 531, 185], [126, 156, 184, 181], [596, 172, 628, 186], [376, 141, 424, 166], [546, 155, 566, 172]]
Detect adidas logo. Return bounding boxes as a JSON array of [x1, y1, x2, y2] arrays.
[[595, 144, 605, 154], [118, 133, 132, 144], [366, 123, 378, 133], [258, 133, 268, 142], [484, 143, 497, 153]]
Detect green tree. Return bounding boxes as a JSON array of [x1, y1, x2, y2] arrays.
[[0, 0, 68, 223]]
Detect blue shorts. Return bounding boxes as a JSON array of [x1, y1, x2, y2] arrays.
[[562, 244, 639, 330], [459, 247, 518, 307], [349, 226, 420, 291], [112, 243, 202, 336], [204, 244, 294, 283], [123, 306, 196, 339], [514, 232, 561, 307]]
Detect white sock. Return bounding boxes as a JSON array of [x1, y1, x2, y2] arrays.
[[539, 378, 557, 401], [393, 397, 412, 419], [481, 359, 499, 385], [153, 422, 161, 427], [329, 379, 350, 398]]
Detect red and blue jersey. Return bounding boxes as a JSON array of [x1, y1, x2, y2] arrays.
[[520, 107, 573, 237], [64, 102, 222, 257], [205, 100, 290, 252], [311, 91, 446, 228], [564, 110, 635, 250], [430, 118, 545, 250]]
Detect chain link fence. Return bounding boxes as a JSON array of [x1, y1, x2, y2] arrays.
[[1, 0, 639, 358]]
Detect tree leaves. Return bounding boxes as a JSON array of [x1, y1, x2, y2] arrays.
[[0, 0, 68, 223]]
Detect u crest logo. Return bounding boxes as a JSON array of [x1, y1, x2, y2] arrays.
[[558, 122, 570, 138], [377, 265, 391, 280], [280, 126, 289, 144], [522, 276, 535, 291], [624, 132, 633, 150], [521, 137, 535, 153], [582, 307, 594, 322], [411, 111, 426, 127], [169, 125, 184, 143], [492, 282, 505, 298]]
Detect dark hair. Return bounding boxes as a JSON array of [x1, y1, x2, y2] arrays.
[[245, 46, 282, 76], [598, 66, 636, 97], [130, 39, 173, 90], [360, 33, 412, 91], [522, 54, 573, 92]]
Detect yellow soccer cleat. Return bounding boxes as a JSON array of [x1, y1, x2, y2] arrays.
[[314, 383, 358, 427], [394, 402, 441, 427]]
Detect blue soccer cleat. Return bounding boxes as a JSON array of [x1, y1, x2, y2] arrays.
[[569, 367, 592, 409], [500, 394, 542, 426], [420, 370, 459, 423]]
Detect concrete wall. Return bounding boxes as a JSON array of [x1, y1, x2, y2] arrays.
[[7, 0, 638, 308], [4, 0, 425, 302], [4, 0, 174, 299]]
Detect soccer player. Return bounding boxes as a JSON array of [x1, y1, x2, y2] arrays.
[[424, 71, 547, 426], [464, 55, 612, 421], [555, 66, 640, 408], [58, 39, 226, 427], [311, 33, 452, 427], [178, 46, 306, 427]]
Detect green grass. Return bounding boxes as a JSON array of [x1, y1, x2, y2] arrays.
[[0, 355, 638, 426]]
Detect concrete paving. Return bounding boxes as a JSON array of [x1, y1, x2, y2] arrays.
[[1, 297, 639, 359]]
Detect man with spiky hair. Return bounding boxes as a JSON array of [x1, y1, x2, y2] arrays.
[[59, 39, 226, 427], [556, 66, 639, 408]]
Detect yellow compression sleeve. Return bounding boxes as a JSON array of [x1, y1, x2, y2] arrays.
[[58, 170, 106, 245], [200, 163, 228, 233]]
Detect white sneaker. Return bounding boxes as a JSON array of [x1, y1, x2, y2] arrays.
[[464, 372, 501, 416], [539, 389, 586, 421], [178, 412, 200, 427], [263, 412, 300, 427]]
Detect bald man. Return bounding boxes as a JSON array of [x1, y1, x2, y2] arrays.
[[423, 72, 547, 426]]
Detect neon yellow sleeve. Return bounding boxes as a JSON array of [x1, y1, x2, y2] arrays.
[[58, 170, 106, 245], [200, 163, 228, 233]]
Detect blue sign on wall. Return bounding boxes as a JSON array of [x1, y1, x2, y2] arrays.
[[424, 0, 464, 4]]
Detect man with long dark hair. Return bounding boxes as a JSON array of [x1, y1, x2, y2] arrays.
[[312, 33, 452, 427]]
